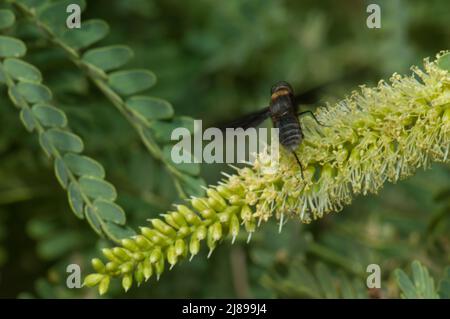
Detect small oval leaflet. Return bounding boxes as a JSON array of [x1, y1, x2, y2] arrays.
[[93, 199, 126, 225], [0, 10, 16, 30], [4, 58, 42, 83], [16, 82, 52, 103], [101, 222, 136, 242], [163, 145, 200, 176], [45, 128, 84, 153], [83, 45, 133, 72], [54, 157, 69, 189], [79, 176, 117, 201], [0, 36, 27, 58], [68, 182, 84, 219], [126, 96, 174, 121], [150, 116, 195, 143], [85, 206, 103, 236], [63, 153, 105, 178], [20, 108, 36, 132], [32, 104, 67, 127], [61, 19, 109, 50], [38, 0, 87, 35], [108, 69, 157, 96]]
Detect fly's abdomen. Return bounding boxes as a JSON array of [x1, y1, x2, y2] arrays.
[[275, 114, 303, 151]]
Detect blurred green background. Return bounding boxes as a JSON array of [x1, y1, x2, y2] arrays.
[[0, 0, 449, 298]]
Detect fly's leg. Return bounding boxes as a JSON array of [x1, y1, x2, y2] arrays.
[[298, 110, 329, 127], [292, 151, 305, 180]]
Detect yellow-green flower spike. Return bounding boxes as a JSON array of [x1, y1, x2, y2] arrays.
[[83, 53, 450, 295]]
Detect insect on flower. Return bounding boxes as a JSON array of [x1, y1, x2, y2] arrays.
[[220, 81, 326, 178]]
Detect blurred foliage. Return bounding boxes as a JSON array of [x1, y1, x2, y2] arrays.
[[0, 0, 449, 298]]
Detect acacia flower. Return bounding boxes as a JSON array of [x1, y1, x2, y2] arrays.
[[84, 53, 450, 294]]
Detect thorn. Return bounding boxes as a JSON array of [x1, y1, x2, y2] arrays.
[[207, 249, 214, 259], [231, 234, 237, 244], [247, 233, 253, 243], [169, 264, 174, 270]]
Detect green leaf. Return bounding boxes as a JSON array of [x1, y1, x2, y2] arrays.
[[79, 176, 117, 201], [68, 182, 84, 219], [150, 116, 195, 143], [395, 261, 439, 299], [163, 145, 200, 176], [16, 82, 52, 103], [38, 0, 86, 35], [108, 69, 156, 96], [63, 153, 105, 178], [437, 52, 450, 71], [45, 129, 84, 153], [4, 58, 42, 83], [54, 158, 69, 189], [0, 10, 15, 30], [0, 36, 27, 58], [93, 199, 126, 225], [82, 45, 133, 71], [61, 20, 109, 50], [19, 108, 36, 132], [315, 263, 338, 298], [38, 131, 53, 157], [85, 206, 103, 236], [7, 86, 27, 106], [32, 103, 67, 127], [101, 222, 136, 242], [438, 267, 450, 299], [126, 96, 174, 121]]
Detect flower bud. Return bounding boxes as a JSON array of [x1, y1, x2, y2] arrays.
[[200, 208, 216, 219], [170, 211, 188, 227], [176, 205, 202, 225], [229, 214, 240, 243], [122, 274, 133, 292], [189, 236, 200, 259], [98, 276, 110, 295], [167, 245, 178, 267], [150, 247, 162, 264], [119, 261, 134, 274], [240, 205, 252, 222], [206, 188, 227, 211], [134, 235, 153, 250], [113, 247, 131, 261], [143, 257, 153, 281], [216, 185, 233, 199], [121, 238, 139, 252], [195, 225, 207, 240], [150, 219, 176, 237], [91, 258, 105, 273], [134, 263, 144, 285], [155, 256, 165, 279], [84, 273, 103, 287], [191, 198, 209, 211], [175, 239, 186, 256], [105, 261, 118, 272]]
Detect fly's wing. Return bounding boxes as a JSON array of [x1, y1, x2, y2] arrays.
[[217, 107, 271, 130], [293, 67, 372, 112]]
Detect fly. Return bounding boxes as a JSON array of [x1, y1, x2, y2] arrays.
[[220, 81, 326, 179]]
